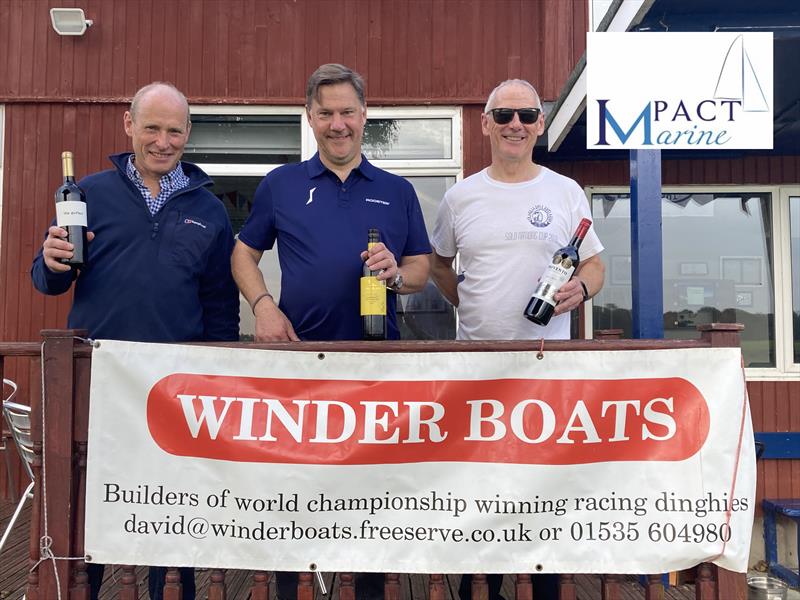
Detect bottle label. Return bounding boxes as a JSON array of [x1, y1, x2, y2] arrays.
[[360, 277, 386, 315], [56, 201, 87, 227], [530, 259, 575, 307]]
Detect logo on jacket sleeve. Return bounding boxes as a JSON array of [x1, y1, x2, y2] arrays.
[[527, 205, 553, 228]]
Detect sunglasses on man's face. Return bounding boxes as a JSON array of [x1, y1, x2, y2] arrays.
[[488, 107, 542, 125]]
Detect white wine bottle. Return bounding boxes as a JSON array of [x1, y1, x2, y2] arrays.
[[361, 228, 387, 340]]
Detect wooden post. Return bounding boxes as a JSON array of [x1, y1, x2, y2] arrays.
[[31, 330, 82, 599], [695, 563, 715, 600], [698, 323, 744, 348], [250, 571, 269, 600], [119, 565, 139, 600], [208, 568, 227, 600], [515, 573, 532, 600], [298, 571, 314, 600], [471, 573, 489, 600], [557, 573, 577, 600], [385, 572, 401, 600], [601, 573, 622, 600], [340, 571, 356, 600], [644, 574, 664, 600], [428, 573, 446, 600], [163, 567, 183, 600]]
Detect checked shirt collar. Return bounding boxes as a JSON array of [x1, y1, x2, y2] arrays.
[[126, 155, 190, 216]]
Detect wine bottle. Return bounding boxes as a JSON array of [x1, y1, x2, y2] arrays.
[[361, 228, 387, 340], [54, 151, 88, 268], [524, 218, 592, 326]]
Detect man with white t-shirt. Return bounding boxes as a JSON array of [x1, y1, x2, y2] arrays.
[[430, 79, 606, 600], [431, 79, 605, 342]]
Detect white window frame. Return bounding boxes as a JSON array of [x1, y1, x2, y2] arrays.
[[187, 105, 309, 177], [585, 184, 798, 379], [186, 104, 463, 339]]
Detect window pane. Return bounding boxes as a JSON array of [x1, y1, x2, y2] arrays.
[[398, 176, 457, 341], [184, 115, 301, 164], [362, 119, 452, 160], [591, 193, 775, 367], [211, 175, 281, 341], [791, 196, 800, 363]]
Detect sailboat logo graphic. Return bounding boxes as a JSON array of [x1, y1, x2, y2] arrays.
[[713, 34, 769, 112]]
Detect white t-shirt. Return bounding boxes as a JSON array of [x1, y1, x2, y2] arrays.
[[431, 167, 603, 341]]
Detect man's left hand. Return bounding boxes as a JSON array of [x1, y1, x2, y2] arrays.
[[553, 277, 586, 316], [361, 242, 397, 283]]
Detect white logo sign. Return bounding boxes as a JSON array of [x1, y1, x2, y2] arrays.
[[306, 186, 317, 205], [586, 32, 773, 150]]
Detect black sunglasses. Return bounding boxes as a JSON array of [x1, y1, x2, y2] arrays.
[[488, 107, 541, 125]]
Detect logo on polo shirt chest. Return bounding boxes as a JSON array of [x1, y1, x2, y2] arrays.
[[306, 187, 317, 205], [365, 197, 390, 206]]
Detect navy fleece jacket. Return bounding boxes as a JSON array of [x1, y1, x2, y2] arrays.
[[31, 153, 240, 342]]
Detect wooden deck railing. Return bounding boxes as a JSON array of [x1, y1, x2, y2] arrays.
[[0, 325, 748, 600]]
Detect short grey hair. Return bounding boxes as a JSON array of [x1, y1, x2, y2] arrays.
[[130, 82, 190, 126], [484, 79, 542, 113], [306, 64, 366, 108]]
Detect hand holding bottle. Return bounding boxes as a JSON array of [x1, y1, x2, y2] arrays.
[[552, 276, 587, 316], [360, 240, 398, 283], [42, 226, 95, 273]]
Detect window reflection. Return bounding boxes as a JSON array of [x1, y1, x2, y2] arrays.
[[184, 115, 302, 164], [591, 193, 775, 367], [399, 177, 457, 340], [362, 119, 452, 160]]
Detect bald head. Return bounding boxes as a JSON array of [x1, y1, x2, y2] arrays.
[[484, 79, 542, 113], [130, 82, 190, 127]]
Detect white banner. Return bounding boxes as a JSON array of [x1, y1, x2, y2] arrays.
[[85, 341, 755, 574], [587, 32, 773, 149]]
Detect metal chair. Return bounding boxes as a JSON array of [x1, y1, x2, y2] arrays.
[[0, 378, 34, 554]]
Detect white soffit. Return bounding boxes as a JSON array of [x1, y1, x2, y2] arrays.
[[547, 0, 654, 152]]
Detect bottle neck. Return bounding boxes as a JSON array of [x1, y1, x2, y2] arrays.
[[569, 231, 587, 249]]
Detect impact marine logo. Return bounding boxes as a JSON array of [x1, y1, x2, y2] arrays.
[[527, 205, 553, 228]]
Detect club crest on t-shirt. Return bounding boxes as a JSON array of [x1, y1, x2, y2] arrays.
[[527, 205, 553, 228]]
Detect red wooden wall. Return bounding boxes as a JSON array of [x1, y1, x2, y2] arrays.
[[0, 0, 587, 105]]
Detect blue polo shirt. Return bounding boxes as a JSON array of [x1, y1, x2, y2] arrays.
[[239, 153, 431, 341]]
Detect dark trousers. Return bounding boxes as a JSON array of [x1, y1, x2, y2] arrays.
[[459, 574, 560, 600], [87, 563, 196, 600]]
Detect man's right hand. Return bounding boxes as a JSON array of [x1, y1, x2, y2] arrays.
[[42, 226, 94, 273], [253, 296, 300, 341]]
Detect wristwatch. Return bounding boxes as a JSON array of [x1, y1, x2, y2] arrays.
[[388, 271, 404, 292]]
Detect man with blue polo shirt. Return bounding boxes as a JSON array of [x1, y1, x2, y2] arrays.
[[232, 63, 430, 342]]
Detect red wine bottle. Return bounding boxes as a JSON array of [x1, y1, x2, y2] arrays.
[[55, 151, 88, 268], [361, 228, 387, 340], [524, 218, 592, 326]]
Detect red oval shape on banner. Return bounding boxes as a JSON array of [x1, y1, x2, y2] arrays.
[[146, 375, 709, 465]]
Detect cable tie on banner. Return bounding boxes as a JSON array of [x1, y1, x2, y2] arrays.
[[74, 335, 99, 348], [308, 564, 328, 595], [536, 337, 545, 360]]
